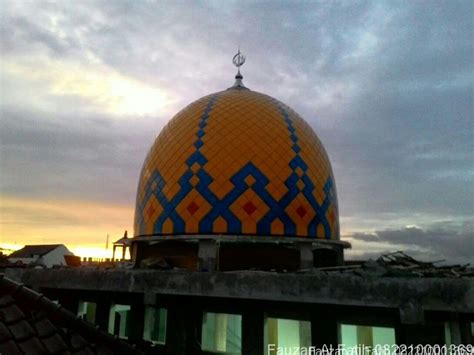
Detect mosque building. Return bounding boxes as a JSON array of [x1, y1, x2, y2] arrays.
[[131, 50, 346, 273], [1, 52, 473, 354]]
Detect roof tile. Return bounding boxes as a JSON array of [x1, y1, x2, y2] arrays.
[[0, 321, 12, 342], [42, 333, 70, 354], [18, 336, 47, 353], [0, 274, 144, 354], [0, 304, 24, 324], [69, 331, 89, 350], [9, 319, 36, 341], [0, 294, 15, 307], [0, 339, 21, 354], [96, 344, 115, 355], [73, 346, 95, 355], [34, 316, 57, 338]]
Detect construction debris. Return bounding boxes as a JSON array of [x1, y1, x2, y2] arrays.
[[317, 251, 473, 278]]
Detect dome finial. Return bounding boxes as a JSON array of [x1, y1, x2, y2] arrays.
[[230, 49, 248, 89]]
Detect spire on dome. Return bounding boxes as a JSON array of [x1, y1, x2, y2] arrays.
[[230, 49, 249, 90]]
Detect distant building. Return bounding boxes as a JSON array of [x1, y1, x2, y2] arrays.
[[8, 244, 73, 268]]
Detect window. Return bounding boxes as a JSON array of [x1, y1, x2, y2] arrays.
[[264, 317, 311, 355], [108, 304, 131, 339], [77, 301, 97, 324], [201, 312, 242, 354], [144, 307, 167, 345], [445, 321, 465, 345], [339, 324, 395, 351]]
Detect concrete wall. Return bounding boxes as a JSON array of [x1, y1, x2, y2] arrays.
[[8, 257, 36, 265], [17, 268, 474, 314]]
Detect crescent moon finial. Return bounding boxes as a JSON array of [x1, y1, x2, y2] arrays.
[[230, 49, 248, 90], [233, 49, 246, 68]]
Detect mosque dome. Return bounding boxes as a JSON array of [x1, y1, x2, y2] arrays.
[[134, 58, 339, 240]]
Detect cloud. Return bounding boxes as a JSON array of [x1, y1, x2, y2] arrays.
[[346, 220, 474, 264], [0, 106, 157, 205], [1, 58, 175, 117]]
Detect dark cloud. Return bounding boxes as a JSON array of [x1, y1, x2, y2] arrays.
[[347, 221, 474, 264], [1, 16, 74, 56], [0, 106, 158, 205]]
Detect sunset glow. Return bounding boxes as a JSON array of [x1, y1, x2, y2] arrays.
[[3, 59, 173, 117], [0, 196, 133, 258]]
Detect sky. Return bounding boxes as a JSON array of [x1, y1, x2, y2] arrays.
[[0, 0, 473, 262]]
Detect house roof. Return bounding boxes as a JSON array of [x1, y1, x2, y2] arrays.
[[0, 274, 141, 354], [8, 245, 64, 259]]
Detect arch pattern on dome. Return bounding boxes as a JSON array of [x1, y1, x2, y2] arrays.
[[134, 90, 339, 239]]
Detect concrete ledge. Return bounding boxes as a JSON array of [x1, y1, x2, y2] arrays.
[[133, 234, 351, 249], [14, 268, 474, 314]]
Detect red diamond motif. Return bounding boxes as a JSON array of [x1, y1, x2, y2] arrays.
[[146, 205, 156, 219], [187, 201, 199, 215], [296, 206, 307, 218], [243, 201, 257, 215]]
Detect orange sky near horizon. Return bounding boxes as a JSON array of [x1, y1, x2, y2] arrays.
[[0, 193, 380, 261], [0, 196, 133, 258], [0, 194, 459, 262]]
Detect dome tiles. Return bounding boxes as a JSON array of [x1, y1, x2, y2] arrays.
[[134, 87, 339, 240]]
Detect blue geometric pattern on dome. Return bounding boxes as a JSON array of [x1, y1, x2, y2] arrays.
[[255, 104, 333, 237], [136, 95, 337, 238]]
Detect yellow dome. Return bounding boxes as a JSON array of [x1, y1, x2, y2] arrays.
[[134, 88, 339, 239]]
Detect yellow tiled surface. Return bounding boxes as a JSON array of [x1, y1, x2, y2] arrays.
[[134, 89, 339, 239]]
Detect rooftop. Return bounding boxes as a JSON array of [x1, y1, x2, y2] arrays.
[[4, 259, 473, 317], [9, 245, 64, 259], [0, 274, 142, 354]]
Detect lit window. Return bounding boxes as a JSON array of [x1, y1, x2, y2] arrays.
[[264, 317, 311, 354], [144, 307, 167, 344], [201, 312, 242, 353], [445, 321, 466, 345], [77, 301, 97, 324], [339, 324, 395, 351], [445, 322, 453, 345], [108, 304, 131, 339]]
